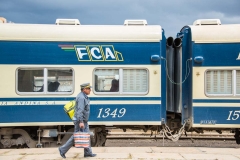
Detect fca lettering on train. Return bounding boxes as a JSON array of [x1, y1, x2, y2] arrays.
[[75, 45, 124, 61]]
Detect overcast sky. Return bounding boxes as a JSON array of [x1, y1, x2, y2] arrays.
[[0, 0, 239, 37]]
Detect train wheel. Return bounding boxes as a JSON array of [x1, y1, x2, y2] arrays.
[[0, 142, 4, 149], [91, 127, 107, 147], [234, 129, 240, 144], [36, 144, 43, 148]]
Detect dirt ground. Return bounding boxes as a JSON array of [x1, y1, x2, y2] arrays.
[[105, 139, 240, 148]]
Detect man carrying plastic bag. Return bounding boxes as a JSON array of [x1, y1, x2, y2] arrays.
[[59, 83, 97, 158]]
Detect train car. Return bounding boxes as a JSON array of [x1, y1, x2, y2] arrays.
[[166, 19, 240, 143], [0, 19, 166, 148]]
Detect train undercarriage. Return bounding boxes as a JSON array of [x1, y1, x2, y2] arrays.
[[0, 125, 159, 149], [0, 123, 239, 149]]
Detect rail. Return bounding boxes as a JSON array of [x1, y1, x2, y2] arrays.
[[106, 131, 235, 140]]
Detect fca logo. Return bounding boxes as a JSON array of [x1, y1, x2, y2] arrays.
[[75, 45, 124, 61]]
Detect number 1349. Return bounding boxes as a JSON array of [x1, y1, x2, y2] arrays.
[[97, 108, 126, 118]]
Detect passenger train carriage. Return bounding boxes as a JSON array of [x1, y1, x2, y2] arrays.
[[0, 19, 165, 148], [178, 20, 240, 130], [0, 18, 239, 148], [171, 19, 240, 144]]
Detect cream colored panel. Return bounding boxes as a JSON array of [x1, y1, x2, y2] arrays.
[[90, 101, 161, 104], [0, 24, 162, 42], [78, 65, 161, 97], [0, 65, 160, 98], [0, 100, 161, 106], [89, 121, 161, 125], [190, 24, 240, 43], [0, 121, 161, 127], [192, 67, 205, 98], [0, 65, 16, 97], [0, 122, 73, 127], [193, 103, 240, 107], [193, 124, 240, 128], [193, 67, 240, 99], [149, 65, 161, 96], [0, 65, 78, 97]]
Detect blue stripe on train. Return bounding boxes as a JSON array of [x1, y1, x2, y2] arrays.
[[0, 41, 161, 65], [193, 106, 240, 124], [193, 43, 240, 67], [0, 104, 161, 123], [0, 97, 161, 101]]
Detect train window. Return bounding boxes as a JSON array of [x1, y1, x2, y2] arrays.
[[94, 69, 119, 92], [123, 69, 148, 93], [17, 68, 73, 94], [47, 69, 73, 92], [206, 70, 232, 95], [94, 68, 148, 94], [17, 69, 44, 92]]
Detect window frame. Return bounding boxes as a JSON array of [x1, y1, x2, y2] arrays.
[[93, 67, 149, 95], [16, 67, 74, 95], [205, 69, 235, 97]]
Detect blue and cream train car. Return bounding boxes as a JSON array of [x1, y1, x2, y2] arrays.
[[0, 19, 166, 148], [174, 19, 240, 143]]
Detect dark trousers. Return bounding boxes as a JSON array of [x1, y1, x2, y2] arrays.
[[59, 121, 93, 155]]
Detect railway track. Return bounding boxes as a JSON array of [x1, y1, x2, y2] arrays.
[[106, 131, 235, 140]]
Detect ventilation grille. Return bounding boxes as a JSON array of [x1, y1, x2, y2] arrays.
[[206, 70, 232, 94], [123, 69, 148, 92], [55, 19, 80, 25]]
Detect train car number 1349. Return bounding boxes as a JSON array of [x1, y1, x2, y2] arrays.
[[97, 108, 126, 118]]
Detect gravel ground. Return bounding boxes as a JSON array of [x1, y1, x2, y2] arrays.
[[104, 129, 240, 148], [105, 139, 240, 148]]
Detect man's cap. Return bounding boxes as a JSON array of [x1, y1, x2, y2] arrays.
[[80, 83, 92, 89]]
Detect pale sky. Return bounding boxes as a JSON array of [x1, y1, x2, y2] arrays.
[[1, 0, 239, 37]]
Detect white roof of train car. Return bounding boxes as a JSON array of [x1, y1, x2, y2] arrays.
[[189, 24, 240, 43], [0, 23, 162, 42]]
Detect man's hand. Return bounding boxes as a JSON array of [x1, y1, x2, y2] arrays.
[[79, 122, 84, 129]]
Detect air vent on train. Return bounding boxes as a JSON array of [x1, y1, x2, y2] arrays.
[[124, 19, 147, 26], [193, 19, 221, 25], [55, 19, 80, 25]]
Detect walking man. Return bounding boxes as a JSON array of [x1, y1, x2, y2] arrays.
[[59, 83, 97, 158]]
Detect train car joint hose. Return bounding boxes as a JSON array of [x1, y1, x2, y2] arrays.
[[161, 120, 187, 142]]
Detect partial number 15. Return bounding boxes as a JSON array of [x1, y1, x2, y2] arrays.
[[227, 110, 240, 120]]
